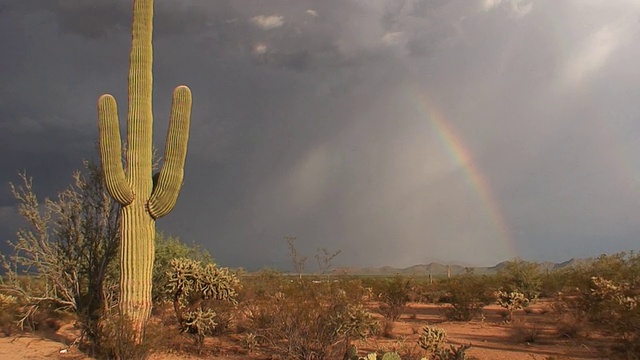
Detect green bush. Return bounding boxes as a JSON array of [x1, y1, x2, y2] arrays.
[[377, 275, 412, 321], [560, 252, 640, 358], [409, 279, 446, 304], [440, 275, 494, 322], [539, 268, 572, 298], [497, 259, 542, 301]]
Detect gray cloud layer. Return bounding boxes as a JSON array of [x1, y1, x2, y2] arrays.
[[2, 0, 640, 269]]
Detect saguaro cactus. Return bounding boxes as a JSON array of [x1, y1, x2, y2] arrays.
[[97, 0, 192, 336]]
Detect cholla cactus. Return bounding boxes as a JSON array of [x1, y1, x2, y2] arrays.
[[357, 352, 400, 360], [590, 277, 638, 310], [417, 326, 471, 360], [496, 290, 529, 322], [381, 353, 402, 360], [330, 303, 377, 340], [360, 354, 378, 360], [166, 258, 239, 344], [182, 309, 217, 344], [418, 326, 447, 354]]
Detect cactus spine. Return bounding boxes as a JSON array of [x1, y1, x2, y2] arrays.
[[97, 0, 192, 336]]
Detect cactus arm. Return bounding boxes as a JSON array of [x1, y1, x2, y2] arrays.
[[97, 94, 135, 205], [147, 85, 192, 219]]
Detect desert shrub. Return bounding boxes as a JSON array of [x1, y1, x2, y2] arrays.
[[378, 275, 413, 321], [567, 255, 639, 321], [166, 257, 240, 345], [523, 307, 535, 315], [0, 293, 21, 336], [236, 268, 285, 303], [206, 299, 236, 336], [560, 253, 640, 357], [582, 277, 639, 350], [539, 268, 572, 298], [97, 313, 168, 360], [409, 279, 447, 304], [554, 314, 583, 339], [440, 275, 493, 322], [510, 319, 543, 344], [243, 276, 378, 360], [496, 290, 530, 322], [497, 259, 542, 301], [381, 319, 395, 338]]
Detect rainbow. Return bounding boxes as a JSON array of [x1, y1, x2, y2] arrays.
[[409, 89, 518, 258]]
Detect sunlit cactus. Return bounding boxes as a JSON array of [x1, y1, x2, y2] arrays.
[[166, 258, 239, 344], [418, 326, 447, 354], [381, 352, 402, 360], [496, 290, 530, 322], [416, 326, 471, 360], [97, 0, 192, 338]]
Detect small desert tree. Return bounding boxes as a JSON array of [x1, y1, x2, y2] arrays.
[[314, 247, 341, 277], [286, 236, 307, 280], [0, 161, 120, 343]]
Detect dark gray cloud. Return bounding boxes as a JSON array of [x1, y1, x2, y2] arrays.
[[2, 0, 640, 270]]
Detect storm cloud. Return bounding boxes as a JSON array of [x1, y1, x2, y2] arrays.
[[2, 0, 640, 270]]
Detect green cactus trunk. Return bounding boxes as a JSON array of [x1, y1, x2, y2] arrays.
[[97, 0, 192, 338], [118, 207, 155, 334]]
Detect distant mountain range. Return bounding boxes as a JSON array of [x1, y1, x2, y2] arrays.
[[332, 257, 594, 276]]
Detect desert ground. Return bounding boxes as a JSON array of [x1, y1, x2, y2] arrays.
[[0, 301, 606, 360]]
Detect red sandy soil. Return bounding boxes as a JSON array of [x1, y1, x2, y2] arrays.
[[0, 301, 608, 360]]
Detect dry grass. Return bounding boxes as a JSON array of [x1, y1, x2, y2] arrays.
[[510, 319, 544, 344], [381, 319, 395, 339], [554, 315, 583, 340]]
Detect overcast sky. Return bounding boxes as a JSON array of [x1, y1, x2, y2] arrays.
[[2, 0, 640, 270]]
